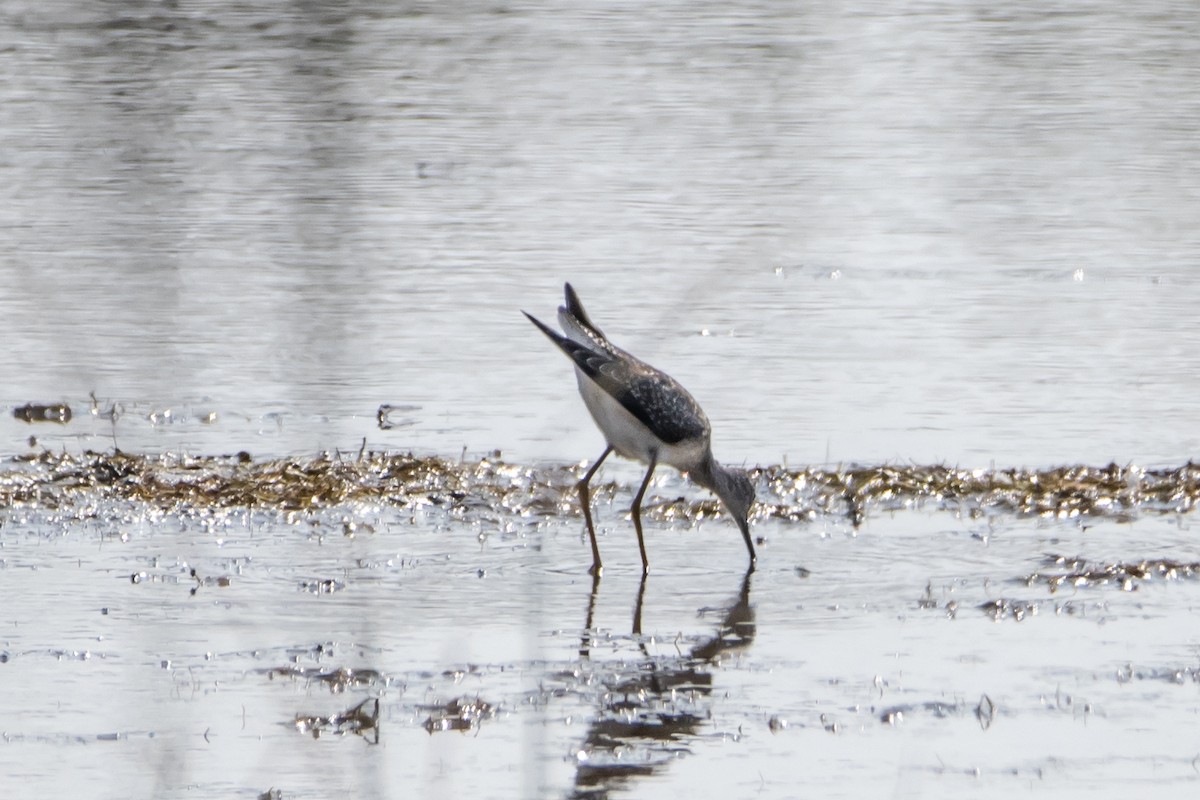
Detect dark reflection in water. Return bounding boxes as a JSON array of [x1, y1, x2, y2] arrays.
[[573, 568, 755, 798]]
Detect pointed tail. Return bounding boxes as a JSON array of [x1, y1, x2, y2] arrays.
[[559, 282, 617, 352]]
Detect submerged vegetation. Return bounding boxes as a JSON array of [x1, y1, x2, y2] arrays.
[[760, 460, 1200, 523], [1, 448, 1198, 527]]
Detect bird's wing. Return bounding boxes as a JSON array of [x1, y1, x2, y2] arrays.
[[523, 311, 708, 445], [613, 365, 710, 446]]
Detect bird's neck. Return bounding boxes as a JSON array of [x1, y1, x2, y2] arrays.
[[690, 452, 723, 493]]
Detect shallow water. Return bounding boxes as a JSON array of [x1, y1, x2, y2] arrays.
[[3, 1, 1200, 797], [3, 453, 1200, 798]]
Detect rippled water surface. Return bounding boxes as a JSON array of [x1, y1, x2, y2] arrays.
[[2, 1, 1200, 798]]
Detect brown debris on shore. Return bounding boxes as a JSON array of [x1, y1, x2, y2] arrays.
[[1, 449, 1198, 527]]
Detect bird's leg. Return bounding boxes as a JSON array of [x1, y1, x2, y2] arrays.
[[630, 455, 658, 575], [578, 445, 613, 575]]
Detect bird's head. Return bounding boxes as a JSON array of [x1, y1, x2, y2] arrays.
[[715, 465, 756, 529]]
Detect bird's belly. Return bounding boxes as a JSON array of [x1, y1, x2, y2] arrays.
[[575, 370, 707, 471]]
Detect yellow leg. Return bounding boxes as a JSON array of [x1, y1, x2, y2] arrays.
[[630, 455, 658, 575], [577, 445, 613, 575]]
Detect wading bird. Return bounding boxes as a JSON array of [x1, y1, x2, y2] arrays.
[[524, 283, 756, 575]]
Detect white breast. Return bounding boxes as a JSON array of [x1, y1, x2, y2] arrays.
[[574, 368, 708, 472]]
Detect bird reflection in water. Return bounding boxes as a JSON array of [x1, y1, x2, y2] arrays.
[[572, 567, 756, 797]]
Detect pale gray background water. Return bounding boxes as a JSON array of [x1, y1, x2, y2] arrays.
[[2, 2, 1200, 799], [2, 0, 1198, 467]]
